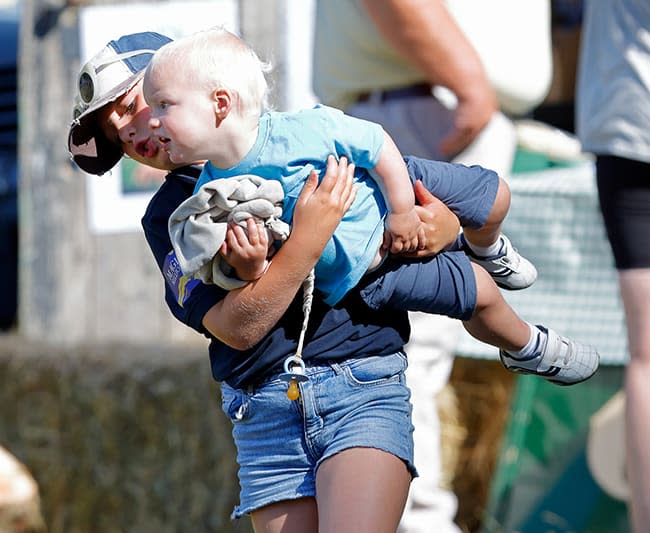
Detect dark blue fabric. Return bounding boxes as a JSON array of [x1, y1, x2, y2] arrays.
[[404, 156, 498, 228], [359, 251, 476, 320], [109, 32, 172, 75], [0, 154, 17, 329], [357, 157, 498, 319], [0, 18, 18, 152], [0, 15, 18, 328], [141, 166, 410, 390]]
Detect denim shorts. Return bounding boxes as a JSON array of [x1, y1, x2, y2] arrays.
[[220, 351, 416, 519]]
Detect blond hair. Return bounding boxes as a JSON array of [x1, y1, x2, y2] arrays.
[[149, 27, 270, 121]]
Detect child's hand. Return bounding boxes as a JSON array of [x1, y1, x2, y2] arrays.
[[385, 209, 426, 254], [220, 218, 271, 281]]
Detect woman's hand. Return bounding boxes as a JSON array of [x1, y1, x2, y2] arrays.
[[439, 84, 497, 158], [402, 180, 460, 257], [290, 154, 357, 257]]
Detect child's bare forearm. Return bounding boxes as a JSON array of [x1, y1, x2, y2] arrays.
[[373, 131, 416, 215], [374, 132, 424, 251]]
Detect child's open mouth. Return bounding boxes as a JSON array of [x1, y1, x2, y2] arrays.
[[157, 136, 171, 151]]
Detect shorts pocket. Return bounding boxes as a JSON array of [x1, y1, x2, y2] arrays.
[[220, 383, 250, 422], [342, 352, 407, 387]]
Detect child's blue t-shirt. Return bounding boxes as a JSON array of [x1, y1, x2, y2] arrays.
[[194, 105, 387, 306]]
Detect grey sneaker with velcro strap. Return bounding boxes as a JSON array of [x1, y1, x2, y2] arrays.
[[461, 233, 537, 290], [500, 325, 600, 386]]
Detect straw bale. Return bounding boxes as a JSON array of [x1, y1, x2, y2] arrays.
[[0, 333, 252, 533], [441, 356, 515, 533]]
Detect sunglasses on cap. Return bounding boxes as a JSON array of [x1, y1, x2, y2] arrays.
[[77, 49, 156, 108]]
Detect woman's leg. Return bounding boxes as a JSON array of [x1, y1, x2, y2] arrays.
[[595, 155, 650, 531], [236, 352, 414, 532], [316, 447, 411, 533], [620, 270, 650, 532], [251, 497, 318, 533]]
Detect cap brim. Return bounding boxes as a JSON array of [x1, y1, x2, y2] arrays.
[[68, 121, 124, 176], [67, 70, 144, 175]]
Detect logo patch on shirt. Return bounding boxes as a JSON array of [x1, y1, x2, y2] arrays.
[[163, 250, 200, 307]]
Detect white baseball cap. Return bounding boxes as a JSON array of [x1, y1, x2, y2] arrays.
[[67, 31, 172, 175]]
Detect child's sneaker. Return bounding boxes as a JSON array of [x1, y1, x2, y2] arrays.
[[500, 326, 600, 386], [461, 233, 537, 290]]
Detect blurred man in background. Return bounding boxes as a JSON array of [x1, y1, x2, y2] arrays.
[[313, 2, 552, 531]]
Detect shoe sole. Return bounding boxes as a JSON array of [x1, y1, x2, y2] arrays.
[[503, 364, 598, 386], [494, 280, 532, 291]]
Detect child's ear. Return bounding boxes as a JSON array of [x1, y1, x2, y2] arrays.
[[213, 88, 232, 120]]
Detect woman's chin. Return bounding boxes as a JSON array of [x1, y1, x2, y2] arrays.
[[168, 152, 186, 165]]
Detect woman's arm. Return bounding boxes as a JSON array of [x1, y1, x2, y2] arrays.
[[202, 155, 356, 349]]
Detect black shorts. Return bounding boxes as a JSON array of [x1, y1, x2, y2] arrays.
[[596, 155, 650, 269]]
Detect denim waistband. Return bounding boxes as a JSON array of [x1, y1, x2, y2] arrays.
[[235, 351, 406, 393]]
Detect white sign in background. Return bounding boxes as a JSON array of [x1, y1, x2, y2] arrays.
[[79, 1, 238, 234], [281, 0, 317, 112]]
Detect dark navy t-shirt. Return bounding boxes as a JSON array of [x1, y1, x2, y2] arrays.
[[141, 165, 410, 389]]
